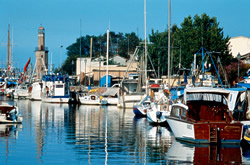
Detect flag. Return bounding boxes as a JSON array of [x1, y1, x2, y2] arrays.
[[24, 57, 31, 72]]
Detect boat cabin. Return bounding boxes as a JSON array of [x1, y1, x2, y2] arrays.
[[182, 88, 232, 122]]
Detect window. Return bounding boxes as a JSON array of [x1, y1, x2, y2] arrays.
[[56, 85, 63, 88]]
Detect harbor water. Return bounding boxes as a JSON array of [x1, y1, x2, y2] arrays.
[[0, 96, 250, 164]]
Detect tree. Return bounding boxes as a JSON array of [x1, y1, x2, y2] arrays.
[[62, 32, 139, 74], [148, 13, 232, 79]]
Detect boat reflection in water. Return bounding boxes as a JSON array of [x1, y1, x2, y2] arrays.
[[0, 124, 22, 161], [133, 116, 173, 163], [166, 140, 242, 164], [0, 124, 22, 138]]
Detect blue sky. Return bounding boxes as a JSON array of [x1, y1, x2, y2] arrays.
[[0, 0, 249, 70]]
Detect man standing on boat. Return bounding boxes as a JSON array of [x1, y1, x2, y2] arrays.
[[46, 86, 49, 98]]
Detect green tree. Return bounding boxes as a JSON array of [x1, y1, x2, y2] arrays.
[[148, 13, 232, 79], [62, 32, 139, 74]]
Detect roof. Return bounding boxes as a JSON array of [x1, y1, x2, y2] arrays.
[[230, 36, 250, 40], [102, 88, 119, 96], [226, 87, 247, 92], [184, 87, 231, 94]]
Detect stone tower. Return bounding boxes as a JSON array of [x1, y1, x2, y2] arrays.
[[35, 26, 48, 79]]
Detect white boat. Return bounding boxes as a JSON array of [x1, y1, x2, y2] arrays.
[[146, 102, 170, 124], [79, 93, 108, 105], [13, 83, 31, 99], [29, 82, 42, 101], [41, 74, 70, 103], [0, 103, 23, 124], [146, 86, 172, 124], [117, 93, 144, 108], [132, 95, 150, 116], [101, 87, 119, 105]]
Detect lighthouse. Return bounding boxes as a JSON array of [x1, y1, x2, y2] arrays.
[[35, 26, 48, 79]]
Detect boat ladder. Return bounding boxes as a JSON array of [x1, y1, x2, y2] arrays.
[[209, 126, 218, 143]]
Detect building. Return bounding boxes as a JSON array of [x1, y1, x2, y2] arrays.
[[75, 57, 137, 85], [35, 26, 48, 79], [229, 36, 250, 64]]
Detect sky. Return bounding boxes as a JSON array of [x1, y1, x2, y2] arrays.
[[0, 0, 249, 70]]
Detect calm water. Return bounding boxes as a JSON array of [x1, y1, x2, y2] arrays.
[[0, 96, 250, 164]]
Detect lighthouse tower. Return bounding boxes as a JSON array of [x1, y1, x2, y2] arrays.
[[35, 26, 48, 79]]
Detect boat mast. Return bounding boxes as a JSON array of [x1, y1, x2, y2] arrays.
[[144, 0, 148, 95], [106, 28, 109, 88], [80, 20, 82, 85], [167, 0, 171, 88], [89, 37, 93, 86], [50, 52, 53, 74], [7, 24, 10, 77]]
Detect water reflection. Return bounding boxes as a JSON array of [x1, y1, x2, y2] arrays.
[[0, 124, 22, 162], [166, 140, 242, 164], [133, 116, 173, 164], [0, 98, 249, 164], [0, 124, 22, 138]]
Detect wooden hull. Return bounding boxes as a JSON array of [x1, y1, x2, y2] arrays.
[[166, 116, 243, 144]]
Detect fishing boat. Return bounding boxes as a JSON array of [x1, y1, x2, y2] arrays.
[[166, 87, 243, 144], [0, 103, 23, 124], [41, 74, 70, 103]]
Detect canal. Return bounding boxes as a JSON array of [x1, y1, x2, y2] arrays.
[[0, 96, 249, 164]]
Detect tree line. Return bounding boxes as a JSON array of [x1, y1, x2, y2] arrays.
[[60, 13, 248, 84]]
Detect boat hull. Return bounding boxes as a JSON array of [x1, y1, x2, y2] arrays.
[[133, 105, 147, 117], [42, 96, 69, 103], [79, 96, 108, 105], [117, 94, 143, 108], [166, 116, 243, 144], [147, 109, 168, 124]]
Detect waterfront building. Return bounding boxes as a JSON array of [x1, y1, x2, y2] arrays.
[[229, 36, 250, 64]]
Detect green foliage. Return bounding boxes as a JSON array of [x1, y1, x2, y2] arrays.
[[63, 13, 232, 82], [149, 13, 232, 77], [62, 32, 139, 74]]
